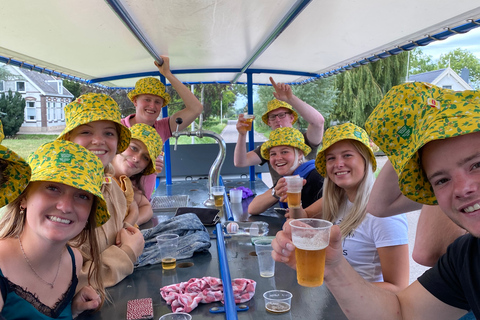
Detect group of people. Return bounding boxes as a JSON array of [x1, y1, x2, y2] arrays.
[[0, 56, 203, 319], [0, 53, 479, 319]]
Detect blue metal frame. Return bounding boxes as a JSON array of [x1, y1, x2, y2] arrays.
[[215, 223, 237, 319]]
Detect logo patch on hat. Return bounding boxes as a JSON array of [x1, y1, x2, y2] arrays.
[[56, 151, 73, 164], [397, 125, 412, 140], [142, 130, 151, 137], [354, 131, 363, 139], [427, 98, 440, 109]]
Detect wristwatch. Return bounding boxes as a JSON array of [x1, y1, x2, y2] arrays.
[[271, 188, 280, 200]]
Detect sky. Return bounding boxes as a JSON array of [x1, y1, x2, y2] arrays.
[[419, 26, 480, 60]]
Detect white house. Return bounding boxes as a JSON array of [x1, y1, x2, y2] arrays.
[[0, 64, 73, 133], [407, 67, 472, 90]]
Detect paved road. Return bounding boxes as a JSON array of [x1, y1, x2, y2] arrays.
[[220, 119, 267, 143]]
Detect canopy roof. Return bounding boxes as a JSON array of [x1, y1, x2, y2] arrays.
[[1, 0, 480, 88]]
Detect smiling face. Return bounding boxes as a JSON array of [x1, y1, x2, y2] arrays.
[[67, 120, 119, 167], [269, 146, 302, 176], [21, 181, 94, 242], [325, 140, 366, 199], [267, 107, 295, 130], [111, 139, 151, 178], [422, 132, 480, 237], [133, 94, 165, 125]]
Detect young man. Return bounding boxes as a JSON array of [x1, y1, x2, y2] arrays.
[[272, 82, 480, 319], [234, 77, 325, 186]]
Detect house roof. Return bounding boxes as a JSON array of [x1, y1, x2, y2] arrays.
[[0, 0, 479, 88], [408, 67, 472, 90], [16, 67, 74, 98], [408, 69, 446, 83]]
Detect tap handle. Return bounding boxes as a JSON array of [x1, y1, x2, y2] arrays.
[[174, 118, 183, 151]]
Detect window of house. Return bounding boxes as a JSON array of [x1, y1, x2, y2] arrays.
[[47, 102, 54, 121], [0, 81, 4, 92], [26, 101, 36, 121], [61, 103, 65, 120], [443, 85, 452, 89], [16, 81, 26, 92]]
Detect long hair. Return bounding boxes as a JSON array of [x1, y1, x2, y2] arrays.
[[0, 184, 106, 308], [321, 140, 375, 238]]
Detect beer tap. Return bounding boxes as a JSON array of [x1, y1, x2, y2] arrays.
[[173, 117, 183, 151]]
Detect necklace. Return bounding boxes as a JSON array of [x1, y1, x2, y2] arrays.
[[18, 237, 62, 289]]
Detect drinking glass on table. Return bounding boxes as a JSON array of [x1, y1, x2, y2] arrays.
[[289, 219, 332, 287], [212, 186, 225, 207], [156, 234, 179, 270], [254, 238, 275, 277]]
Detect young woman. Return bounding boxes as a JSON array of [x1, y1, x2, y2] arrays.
[[111, 123, 163, 226], [58, 93, 145, 290], [248, 127, 324, 215], [273, 123, 409, 292], [0, 139, 108, 319]]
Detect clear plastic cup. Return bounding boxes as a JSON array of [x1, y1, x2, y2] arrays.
[[156, 234, 179, 270], [242, 113, 254, 131], [230, 188, 243, 203], [159, 312, 192, 320], [263, 290, 292, 313], [284, 175, 303, 208], [254, 238, 275, 277], [211, 186, 225, 206]]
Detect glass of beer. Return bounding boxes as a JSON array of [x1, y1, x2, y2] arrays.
[[212, 186, 225, 207], [242, 114, 254, 131], [156, 234, 179, 270], [289, 219, 333, 287], [284, 175, 303, 208]]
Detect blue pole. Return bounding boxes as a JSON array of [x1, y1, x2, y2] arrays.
[[159, 74, 173, 190], [220, 177, 234, 221], [215, 223, 237, 319], [247, 72, 255, 183]]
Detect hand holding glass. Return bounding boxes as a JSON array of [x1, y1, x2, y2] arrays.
[[289, 219, 332, 287]]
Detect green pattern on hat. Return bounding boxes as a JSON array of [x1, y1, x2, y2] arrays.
[[28, 140, 109, 226], [0, 120, 31, 207], [365, 82, 480, 205], [57, 93, 131, 153], [127, 77, 171, 106], [260, 127, 311, 160], [261, 99, 298, 125], [129, 123, 163, 175], [315, 123, 376, 177]]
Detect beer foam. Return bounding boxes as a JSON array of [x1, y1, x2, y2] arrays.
[[292, 232, 328, 250]]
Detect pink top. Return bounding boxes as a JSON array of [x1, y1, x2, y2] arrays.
[[121, 114, 172, 199]]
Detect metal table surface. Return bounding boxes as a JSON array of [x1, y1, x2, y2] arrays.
[[79, 178, 347, 319]]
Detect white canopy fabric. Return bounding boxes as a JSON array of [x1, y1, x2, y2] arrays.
[[1, 0, 480, 88]]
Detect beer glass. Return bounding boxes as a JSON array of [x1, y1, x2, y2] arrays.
[[242, 113, 254, 131], [284, 175, 303, 208], [289, 219, 333, 287], [156, 234, 179, 270], [212, 186, 225, 206]]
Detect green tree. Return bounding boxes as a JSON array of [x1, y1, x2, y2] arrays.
[[0, 90, 25, 136], [332, 52, 408, 128], [438, 48, 480, 89], [63, 80, 82, 99], [408, 48, 437, 75]]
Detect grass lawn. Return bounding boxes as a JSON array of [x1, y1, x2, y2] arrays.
[[2, 134, 55, 160]]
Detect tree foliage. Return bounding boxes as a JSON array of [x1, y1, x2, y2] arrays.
[[438, 48, 480, 88], [408, 49, 437, 75], [255, 77, 337, 132], [332, 52, 408, 128], [0, 90, 25, 136], [62, 80, 82, 99]]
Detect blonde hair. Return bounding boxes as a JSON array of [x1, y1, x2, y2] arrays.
[[0, 184, 106, 308], [321, 140, 375, 238]]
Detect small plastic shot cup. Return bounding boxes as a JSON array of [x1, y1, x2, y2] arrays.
[[254, 238, 275, 277], [290, 219, 333, 287], [284, 175, 303, 208], [229, 188, 243, 203], [212, 186, 225, 207], [159, 312, 192, 320], [263, 290, 292, 314], [242, 113, 254, 131], [156, 234, 179, 270]]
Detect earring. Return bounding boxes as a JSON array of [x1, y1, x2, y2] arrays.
[[19, 206, 25, 215]]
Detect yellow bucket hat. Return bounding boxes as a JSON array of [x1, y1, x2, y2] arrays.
[[0, 120, 31, 207], [260, 127, 311, 160], [261, 99, 298, 125], [57, 93, 131, 153], [129, 123, 163, 175], [366, 82, 480, 205], [28, 140, 109, 226], [315, 123, 376, 177], [127, 77, 171, 106]]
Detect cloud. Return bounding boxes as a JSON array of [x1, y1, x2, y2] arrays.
[[420, 27, 480, 60]]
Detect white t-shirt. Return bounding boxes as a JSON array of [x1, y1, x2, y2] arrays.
[[335, 201, 408, 282]]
